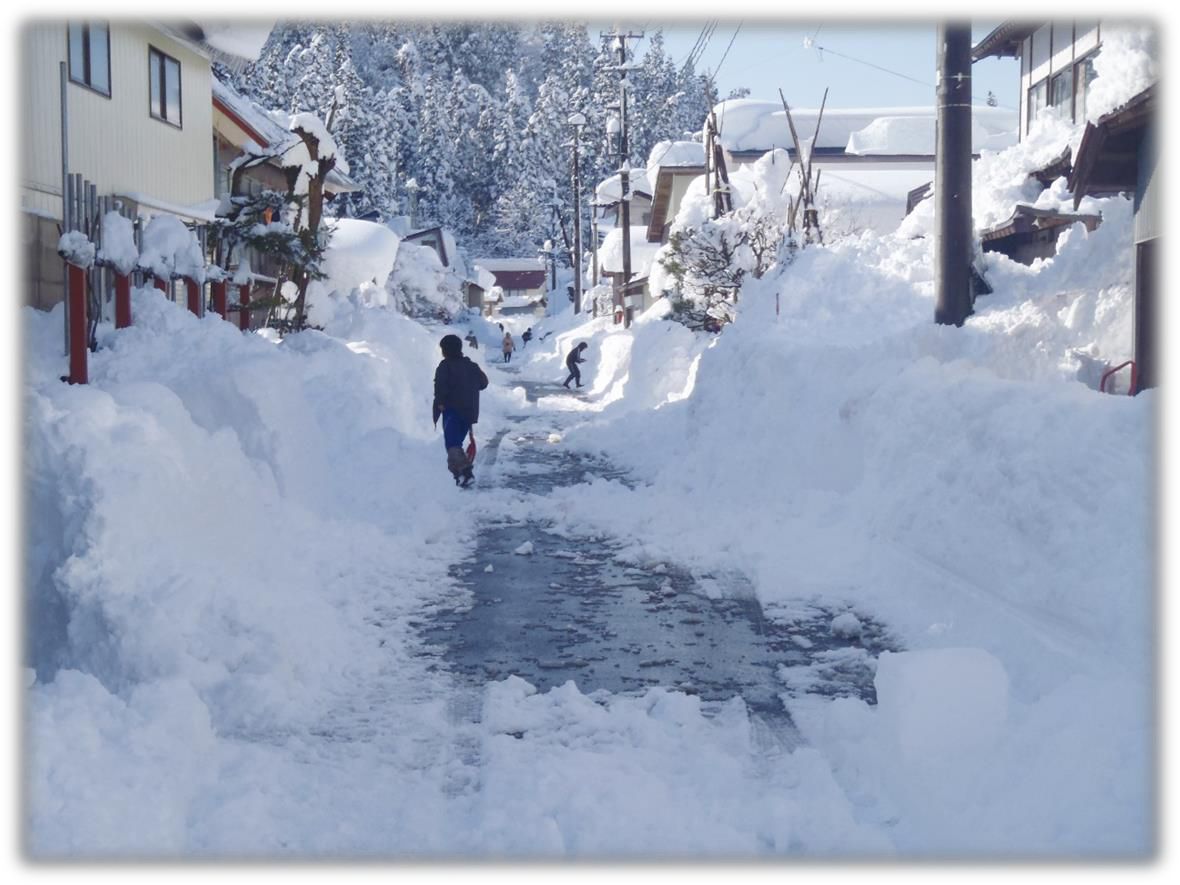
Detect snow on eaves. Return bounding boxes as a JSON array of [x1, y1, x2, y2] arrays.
[[595, 168, 654, 204], [196, 21, 275, 62]]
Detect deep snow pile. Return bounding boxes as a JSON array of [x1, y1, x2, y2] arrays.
[[22, 289, 507, 855], [516, 45, 1155, 856]]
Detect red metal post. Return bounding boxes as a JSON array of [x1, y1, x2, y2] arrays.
[[66, 263, 88, 384], [186, 278, 201, 315], [238, 282, 251, 331], [114, 273, 132, 328], [155, 276, 168, 293], [211, 279, 227, 320]]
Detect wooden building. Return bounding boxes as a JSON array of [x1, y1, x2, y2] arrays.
[[1069, 87, 1158, 390], [971, 21, 1102, 140]]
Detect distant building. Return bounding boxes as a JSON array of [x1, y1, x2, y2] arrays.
[[472, 258, 548, 317], [713, 99, 1017, 235], [645, 140, 706, 245]]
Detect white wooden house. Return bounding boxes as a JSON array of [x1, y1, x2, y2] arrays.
[[971, 21, 1102, 141], [21, 20, 222, 309]]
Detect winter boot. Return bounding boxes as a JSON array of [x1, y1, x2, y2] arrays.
[[459, 466, 475, 488], [447, 446, 469, 483]]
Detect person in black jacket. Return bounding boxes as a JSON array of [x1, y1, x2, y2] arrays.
[[433, 334, 489, 486], [563, 342, 589, 389]]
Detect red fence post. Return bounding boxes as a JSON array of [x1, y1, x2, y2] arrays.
[[155, 276, 168, 293], [66, 263, 88, 384], [185, 277, 201, 315], [211, 280, 227, 320], [114, 273, 132, 329], [238, 282, 251, 331]]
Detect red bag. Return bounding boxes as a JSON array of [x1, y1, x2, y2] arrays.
[[465, 430, 477, 464]]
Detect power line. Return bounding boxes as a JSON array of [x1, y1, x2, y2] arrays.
[[810, 41, 934, 89], [683, 21, 710, 68], [690, 20, 718, 70], [712, 22, 742, 79]]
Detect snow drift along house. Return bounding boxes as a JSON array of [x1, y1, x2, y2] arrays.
[[972, 21, 1158, 390]]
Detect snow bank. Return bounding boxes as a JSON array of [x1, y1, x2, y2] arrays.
[[23, 291, 484, 854]]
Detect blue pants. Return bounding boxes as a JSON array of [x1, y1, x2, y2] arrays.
[[442, 409, 471, 449]]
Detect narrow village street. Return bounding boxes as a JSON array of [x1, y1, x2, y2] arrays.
[[419, 366, 897, 755]]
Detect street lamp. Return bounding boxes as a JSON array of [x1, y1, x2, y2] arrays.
[[539, 239, 556, 295], [568, 112, 587, 315]]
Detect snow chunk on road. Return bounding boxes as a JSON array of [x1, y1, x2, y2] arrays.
[[514, 541, 535, 556], [484, 564, 495, 573], [874, 647, 1009, 763], [830, 612, 863, 639]]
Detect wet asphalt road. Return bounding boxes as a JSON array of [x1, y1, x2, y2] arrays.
[[419, 377, 897, 736]]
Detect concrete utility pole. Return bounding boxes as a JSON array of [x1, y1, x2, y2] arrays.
[[934, 22, 974, 327], [602, 28, 643, 328], [568, 113, 587, 314]]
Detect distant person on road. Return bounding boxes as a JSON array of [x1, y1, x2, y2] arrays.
[[522, 327, 533, 348], [563, 342, 589, 389], [433, 334, 489, 487], [464, 330, 478, 349], [502, 332, 515, 363]]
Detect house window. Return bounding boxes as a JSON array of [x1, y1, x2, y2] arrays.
[[67, 22, 110, 95], [1074, 54, 1099, 124], [1027, 78, 1048, 130], [1050, 68, 1073, 116], [148, 46, 182, 127]]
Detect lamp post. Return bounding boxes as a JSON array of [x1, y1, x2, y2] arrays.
[[568, 112, 587, 314], [539, 239, 556, 296]]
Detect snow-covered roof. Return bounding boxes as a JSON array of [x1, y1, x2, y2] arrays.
[[714, 99, 1019, 156], [212, 76, 358, 193], [646, 140, 705, 174], [499, 294, 544, 309], [471, 264, 498, 292], [472, 258, 545, 272], [597, 225, 663, 277], [595, 168, 653, 205]]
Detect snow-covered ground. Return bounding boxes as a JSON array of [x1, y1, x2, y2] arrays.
[[15, 25, 1165, 864]]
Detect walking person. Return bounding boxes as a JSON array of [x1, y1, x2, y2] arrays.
[[464, 330, 478, 350], [432, 334, 489, 487], [563, 341, 589, 389], [502, 331, 515, 363], [522, 327, 533, 348]]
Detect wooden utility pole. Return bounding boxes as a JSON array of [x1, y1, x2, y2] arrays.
[[569, 113, 587, 314], [935, 23, 974, 326], [602, 28, 643, 328]]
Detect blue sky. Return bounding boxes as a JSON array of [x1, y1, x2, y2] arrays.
[[592, 21, 1021, 112]]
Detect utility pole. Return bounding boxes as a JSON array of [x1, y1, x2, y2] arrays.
[[602, 27, 643, 329], [935, 23, 974, 327], [568, 112, 587, 314]]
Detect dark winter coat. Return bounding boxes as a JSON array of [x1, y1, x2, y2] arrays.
[[433, 356, 489, 425], [565, 345, 586, 370]]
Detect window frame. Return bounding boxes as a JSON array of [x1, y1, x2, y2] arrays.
[[1027, 77, 1049, 131], [67, 21, 111, 97], [147, 45, 183, 129], [1073, 51, 1100, 124]]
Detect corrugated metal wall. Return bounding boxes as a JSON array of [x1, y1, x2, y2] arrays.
[[1135, 124, 1158, 245]]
